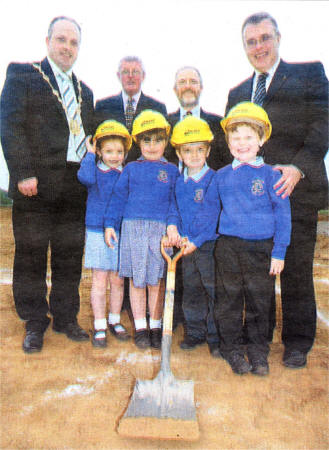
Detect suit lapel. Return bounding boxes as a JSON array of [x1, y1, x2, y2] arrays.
[[135, 92, 146, 116], [40, 58, 67, 119], [264, 60, 289, 106]]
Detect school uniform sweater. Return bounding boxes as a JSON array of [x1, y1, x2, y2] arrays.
[[104, 157, 180, 230], [169, 164, 219, 248], [206, 157, 291, 259], [77, 152, 122, 232]]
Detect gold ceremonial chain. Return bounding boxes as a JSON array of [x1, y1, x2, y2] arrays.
[[32, 63, 82, 136]]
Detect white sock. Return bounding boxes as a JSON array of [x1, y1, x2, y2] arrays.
[[149, 318, 162, 329], [108, 313, 120, 325], [94, 318, 107, 330], [134, 318, 147, 330]]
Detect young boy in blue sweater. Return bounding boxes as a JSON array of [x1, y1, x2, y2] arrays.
[[104, 110, 180, 350], [78, 121, 132, 347], [207, 102, 291, 375], [168, 116, 221, 357]]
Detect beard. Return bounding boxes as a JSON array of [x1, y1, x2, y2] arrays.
[[179, 90, 200, 109]]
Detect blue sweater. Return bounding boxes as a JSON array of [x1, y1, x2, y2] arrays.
[[205, 160, 291, 259], [77, 152, 122, 232], [169, 165, 218, 248], [104, 157, 180, 230]]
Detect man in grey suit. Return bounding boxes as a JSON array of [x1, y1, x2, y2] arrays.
[[95, 56, 167, 162]]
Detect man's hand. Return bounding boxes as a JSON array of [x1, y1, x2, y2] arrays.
[[18, 177, 38, 196], [273, 165, 302, 199], [104, 228, 117, 248], [269, 258, 284, 276]]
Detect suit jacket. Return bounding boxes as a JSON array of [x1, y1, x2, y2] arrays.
[[226, 59, 328, 210], [0, 58, 95, 200], [166, 108, 232, 170], [95, 91, 167, 162]]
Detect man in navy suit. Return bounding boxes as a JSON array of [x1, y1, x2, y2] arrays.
[[226, 12, 328, 368], [95, 56, 167, 162], [1, 16, 95, 353], [166, 66, 231, 170]]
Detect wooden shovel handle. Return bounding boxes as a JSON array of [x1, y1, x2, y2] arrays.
[[160, 236, 186, 270]]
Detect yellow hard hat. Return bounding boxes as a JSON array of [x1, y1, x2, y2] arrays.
[[170, 116, 214, 147], [93, 120, 132, 151], [131, 110, 171, 141], [221, 102, 272, 142]]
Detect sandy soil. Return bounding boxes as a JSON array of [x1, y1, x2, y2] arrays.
[[0, 207, 328, 450]]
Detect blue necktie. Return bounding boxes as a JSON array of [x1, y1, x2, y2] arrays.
[[253, 73, 268, 106]]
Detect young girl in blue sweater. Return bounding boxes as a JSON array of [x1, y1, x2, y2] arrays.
[[104, 110, 180, 349], [207, 103, 291, 376], [78, 121, 132, 347]]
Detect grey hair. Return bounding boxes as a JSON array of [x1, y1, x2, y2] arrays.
[[174, 66, 203, 88], [118, 56, 145, 75]]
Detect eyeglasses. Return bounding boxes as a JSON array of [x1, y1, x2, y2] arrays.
[[245, 33, 275, 49], [120, 69, 142, 77]]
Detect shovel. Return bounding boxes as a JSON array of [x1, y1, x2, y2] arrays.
[[117, 236, 199, 441]]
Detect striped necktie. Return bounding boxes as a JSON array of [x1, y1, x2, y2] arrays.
[[253, 73, 268, 106], [59, 73, 86, 160], [125, 98, 135, 131]]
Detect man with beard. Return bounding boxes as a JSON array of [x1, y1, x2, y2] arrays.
[[166, 66, 230, 170]]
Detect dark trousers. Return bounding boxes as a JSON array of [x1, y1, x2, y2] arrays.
[[215, 236, 273, 358], [272, 205, 318, 354], [182, 240, 219, 345], [12, 165, 86, 332]]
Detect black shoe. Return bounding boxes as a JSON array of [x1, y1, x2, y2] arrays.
[[23, 330, 44, 353], [249, 355, 269, 376], [225, 351, 251, 375], [134, 329, 150, 349], [92, 330, 107, 348], [283, 350, 307, 369], [150, 328, 162, 349], [109, 323, 130, 341], [208, 343, 223, 358], [53, 322, 89, 342], [180, 336, 206, 350]]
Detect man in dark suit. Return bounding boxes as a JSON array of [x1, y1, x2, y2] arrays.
[[166, 66, 231, 170], [226, 12, 328, 368], [95, 56, 167, 162], [0, 16, 95, 353]]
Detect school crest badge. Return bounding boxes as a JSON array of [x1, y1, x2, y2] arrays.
[[158, 170, 168, 183], [251, 178, 265, 196], [194, 189, 204, 203]]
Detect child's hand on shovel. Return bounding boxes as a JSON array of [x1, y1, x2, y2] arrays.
[[182, 239, 197, 255], [166, 225, 181, 247]]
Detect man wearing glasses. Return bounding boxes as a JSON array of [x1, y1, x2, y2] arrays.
[[95, 56, 167, 162], [225, 12, 328, 369]]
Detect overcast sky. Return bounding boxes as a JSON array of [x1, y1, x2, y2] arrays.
[[0, 0, 328, 190]]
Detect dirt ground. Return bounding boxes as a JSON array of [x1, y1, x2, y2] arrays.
[[0, 206, 328, 450]]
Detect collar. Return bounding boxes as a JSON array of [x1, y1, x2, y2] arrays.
[[179, 105, 201, 120], [47, 56, 73, 79], [97, 161, 123, 172], [122, 90, 142, 108], [232, 156, 264, 170], [138, 155, 167, 163], [183, 163, 209, 182], [254, 57, 280, 87]]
